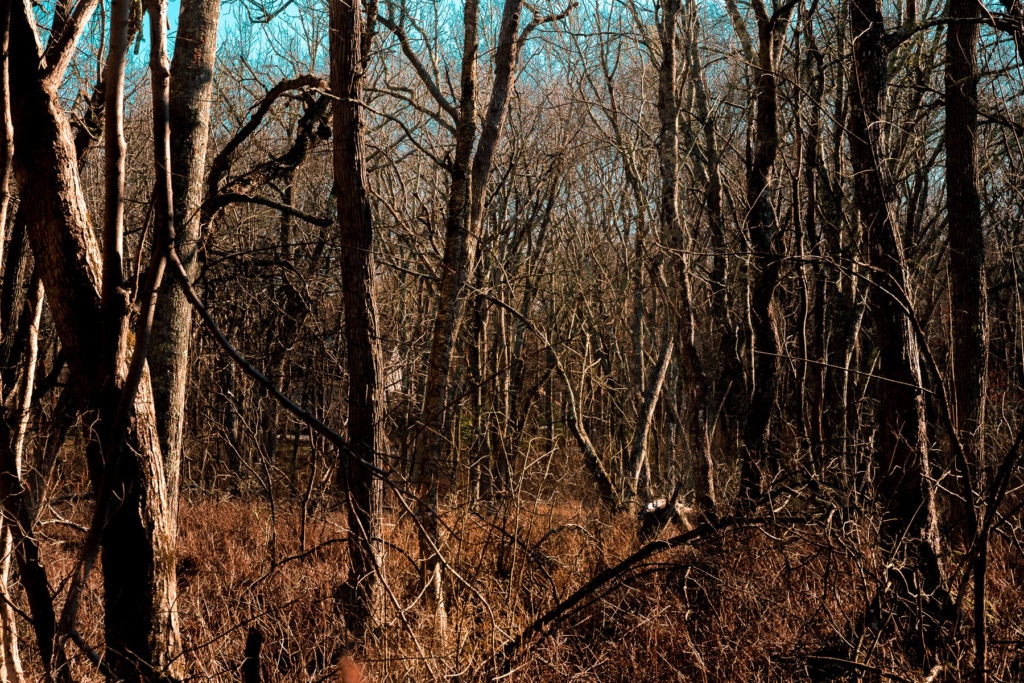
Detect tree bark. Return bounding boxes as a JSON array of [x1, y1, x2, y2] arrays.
[[945, 2, 987, 676], [848, 0, 947, 645], [799, 13, 827, 468], [8, 3, 181, 680], [655, 0, 715, 514], [413, 0, 531, 490], [150, 0, 221, 529], [627, 337, 673, 499], [686, 6, 739, 470], [408, 0, 531, 627], [0, 0, 11, 275], [101, 0, 132, 447], [330, 0, 387, 637], [411, 0, 479, 503], [737, 0, 793, 507], [0, 277, 41, 683], [945, 0, 986, 524]]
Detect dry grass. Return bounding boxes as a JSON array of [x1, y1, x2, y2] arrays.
[[13, 490, 1024, 682]]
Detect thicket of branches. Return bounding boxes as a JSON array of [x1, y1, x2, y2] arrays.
[[0, 0, 1021, 680]]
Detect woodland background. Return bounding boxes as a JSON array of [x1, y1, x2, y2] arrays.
[[0, 0, 1021, 680]]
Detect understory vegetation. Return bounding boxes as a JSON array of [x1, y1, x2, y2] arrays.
[[1, 0, 1023, 680]]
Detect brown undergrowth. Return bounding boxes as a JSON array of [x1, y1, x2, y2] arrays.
[[16, 493, 1024, 681]]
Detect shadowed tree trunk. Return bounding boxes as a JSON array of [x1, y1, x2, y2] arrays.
[[655, 0, 715, 514], [848, 0, 948, 649], [686, 3, 740, 470], [946, 3, 988, 677], [0, 279, 41, 683], [737, 0, 795, 506], [945, 0, 986, 529], [0, 0, 10, 269], [799, 8, 827, 468], [331, 0, 387, 637]]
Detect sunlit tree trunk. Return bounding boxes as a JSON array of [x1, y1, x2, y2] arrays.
[[151, 0, 222, 529], [409, 0, 527, 626], [409, 0, 478, 622], [8, 2, 182, 679], [0, 6, 22, 677]]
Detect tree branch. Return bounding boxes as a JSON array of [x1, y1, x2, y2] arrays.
[[165, 247, 390, 481], [205, 192, 334, 227], [518, 0, 578, 44], [376, 14, 459, 122], [42, 0, 100, 86], [205, 75, 327, 204], [485, 515, 807, 677]]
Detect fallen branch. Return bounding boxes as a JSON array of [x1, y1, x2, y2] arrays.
[[483, 514, 807, 677]]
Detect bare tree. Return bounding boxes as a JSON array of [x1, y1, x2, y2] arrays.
[[654, 0, 715, 514], [381, 0, 570, 622], [0, 6, 24, 676], [735, 0, 796, 507], [848, 0, 947, 646], [7, 0, 182, 678], [946, 0, 987, 529], [330, 0, 387, 636], [151, 0, 223, 529]]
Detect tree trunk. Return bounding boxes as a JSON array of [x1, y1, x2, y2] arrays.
[[409, 0, 527, 625], [848, 0, 947, 646], [945, 0, 986, 526], [150, 0, 221, 529], [945, 3, 987, 677], [737, 1, 793, 507], [800, 15, 826, 468], [627, 337, 673, 499], [410, 0, 479, 592], [413, 0, 529, 489], [331, 0, 387, 637], [0, 278, 40, 683], [8, 4, 182, 680], [686, 6, 739, 470], [656, 0, 715, 514], [0, 0, 11, 274]]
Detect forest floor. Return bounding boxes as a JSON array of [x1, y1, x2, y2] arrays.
[[24, 493, 1024, 681]]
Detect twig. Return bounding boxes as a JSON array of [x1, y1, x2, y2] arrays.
[[806, 655, 918, 683], [68, 629, 116, 680]]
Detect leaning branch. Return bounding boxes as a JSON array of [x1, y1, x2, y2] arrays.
[[485, 515, 807, 677], [164, 248, 390, 481], [205, 75, 327, 203], [204, 192, 334, 227]]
